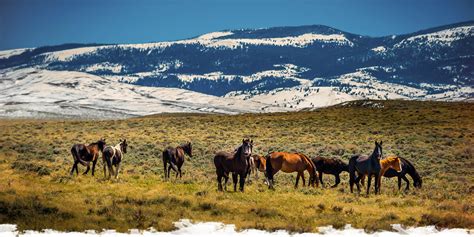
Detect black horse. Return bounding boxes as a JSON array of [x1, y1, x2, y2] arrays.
[[214, 139, 253, 192], [382, 157, 422, 190], [311, 156, 349, 188], [349, 141, 383, 195]]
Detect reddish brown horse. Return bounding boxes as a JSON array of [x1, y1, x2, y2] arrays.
[[214, 139, 253, 192], [311, 156, 349, 188], [70, 138, 106, 176], [265, 152, 318, 189], [162, 142, 193, 180]]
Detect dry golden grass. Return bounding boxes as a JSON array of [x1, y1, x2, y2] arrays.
[[0, 100, 473, 232]]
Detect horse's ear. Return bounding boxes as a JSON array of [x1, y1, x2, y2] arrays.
[[251, 140, 253, 144], [375, 141, 378, 145], [380, 141, 383, 146], [242, 139, 245, 143]]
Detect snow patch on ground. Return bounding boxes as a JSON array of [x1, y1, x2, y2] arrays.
[[0, 220, 472, 237], [394, 26, 474, 48], [0, 48, 31, 59]]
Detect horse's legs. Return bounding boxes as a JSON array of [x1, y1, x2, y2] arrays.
[[70, 161, 77, 176], [223, 174, 229, 191], [354, 175, 362, 193], [178, 166, 182, 178], [232, 173, 238, 192], [301, 172, 306, 187], [167, 166, 172, 180], [366, 174, 372, 195], [332, 174, 341, 188], [239, 173, 245, 192], [318, 171, 324, 187], [163, 161, 168, 180], [295, 172, 300, 188], [217, 175, 223, 191], [115, 163, 121, 179], [402, 175, 410, 191], [376, 174, 381, 194], [91, 159, 98, 176]]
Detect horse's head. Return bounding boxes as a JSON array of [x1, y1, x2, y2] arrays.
[[120, 139, 128, 154], [414, 178, 422, 189], [98, 138, 106, 151], [374, 141, 383, 160], [241, 138, 253, 158], [184, 141, 193, 158]]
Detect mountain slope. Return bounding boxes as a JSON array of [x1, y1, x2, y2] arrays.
[[0, 22, 473, 118]]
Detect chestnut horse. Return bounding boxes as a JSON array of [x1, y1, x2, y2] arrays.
[[162, 142, 192, 180], [102, 139, 128, 179], [349, 141, 383, 195], [70, 138, 106, 176], [359, 155, 402, 193], [265, 152, 317, 189], [214, 139, 253, 192], [311, 156, 349, 188], [360, 156, 421, 191]]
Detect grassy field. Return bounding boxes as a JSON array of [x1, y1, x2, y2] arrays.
[[0, 100, 473, 233]]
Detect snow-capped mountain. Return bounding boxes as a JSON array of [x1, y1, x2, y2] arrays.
[[0, 21, 473, 118]]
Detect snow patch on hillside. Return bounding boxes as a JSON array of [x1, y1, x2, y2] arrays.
[[0, 48, 31, 59], [0, 68, 275, 118], [395, 26, 474, 48]]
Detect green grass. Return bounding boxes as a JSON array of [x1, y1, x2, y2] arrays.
[[0, 100, 473, 232]]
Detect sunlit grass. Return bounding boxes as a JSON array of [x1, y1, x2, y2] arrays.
[[0, 100, 473, 232]]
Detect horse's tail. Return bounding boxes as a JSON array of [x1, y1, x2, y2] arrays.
[[265, 153, 274, 189], [298, 153, 318, 187], [70, 145, 88, 166], [163, 149, 178, 172], [348, 155, 358, 184]]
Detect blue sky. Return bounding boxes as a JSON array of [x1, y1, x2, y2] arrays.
[[0, 0, 473, 50]]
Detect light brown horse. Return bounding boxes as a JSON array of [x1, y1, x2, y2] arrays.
[[265, 152, 318, 189], [359, 155, 402, 193]]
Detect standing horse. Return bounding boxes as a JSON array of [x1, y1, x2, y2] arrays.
[[102, 139, 128, 179], [349, 141, 383, 195], [214, 139, 253, 192], [70, 138, 106, 176], [311, 156, 349, 188], [162, 142, 193, 180], [265, 152, 317, 190], [246, 154, 266, 183], [359, 155, 402, 193], [373, 156, 422, 190]]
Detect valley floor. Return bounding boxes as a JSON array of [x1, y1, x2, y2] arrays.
[[0, 100, 473, 232]]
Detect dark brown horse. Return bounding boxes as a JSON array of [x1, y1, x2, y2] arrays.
[[349, 141, 383, 195], [102, 139, 128, 179], [214, 139, 253, 192], [265, 152, 317, 189], [162, 142, 192, 180], [70, 138, 106, 176], [311, 156, 349, 188]]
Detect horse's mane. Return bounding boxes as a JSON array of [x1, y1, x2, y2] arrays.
[[234, 145, 243, 160], [298, 153, 316, 177]]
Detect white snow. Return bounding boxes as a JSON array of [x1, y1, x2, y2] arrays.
[[0, 48, 31, 59], [0, 220, 472, 237], [0, 68, 275, 119], [83, 63, 123, 73], [394, 26, 474, 48], [197, 31, 234, 40], [371, 46, 386, 53]]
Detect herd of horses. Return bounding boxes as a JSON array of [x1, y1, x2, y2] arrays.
[[69, 138, 422, 195]]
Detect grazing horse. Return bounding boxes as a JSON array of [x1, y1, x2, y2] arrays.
[[265, 152, 317, 189], [311, 156, 349, 188], [162, 142, 193, 180], [246, 154, 266, 183], [361, 156, 422, 190], [70, 139, 106, 176], [214, 139, 253, 192], [359, 155, 402, 193], [102, 139, 128, 179], [349, 141, 383, 195]]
